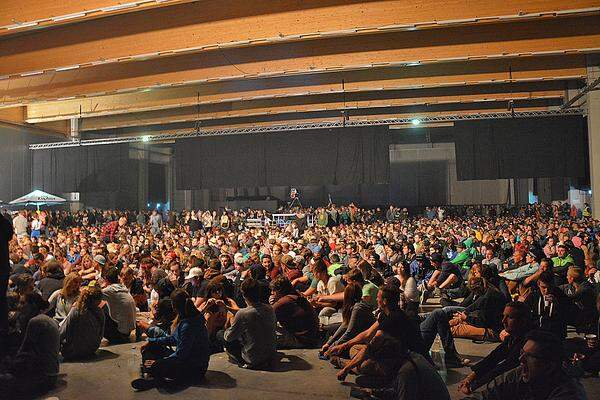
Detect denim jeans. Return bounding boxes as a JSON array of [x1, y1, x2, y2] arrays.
[[419, 308, 458, 356]]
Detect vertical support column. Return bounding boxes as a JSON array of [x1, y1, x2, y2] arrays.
[[70, 118, 79, 140], [587, 59, 600, 218], [138, 148, 148, 211]]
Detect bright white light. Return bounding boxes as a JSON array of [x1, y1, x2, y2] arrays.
[[142, 136, 150, 142], [411, 119, 421, 126], [588, 190, 592, 195]]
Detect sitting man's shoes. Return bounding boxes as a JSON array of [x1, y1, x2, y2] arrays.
[[131, 378, 156, 391], [445, 353, 471, 368]]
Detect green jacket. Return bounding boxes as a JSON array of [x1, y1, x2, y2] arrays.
[[551, 254, 574, 275], [451, 250, 471, 269]]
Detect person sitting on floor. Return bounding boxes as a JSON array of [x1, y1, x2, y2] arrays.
[[270, 275, 319, 349], [329, 284, 430, 384], [131, 289, 210, 391], [458, 301, 534, 395], [0, 293, 60, 398], [321, 282, 375, 356], [136, 298, 175, 339], [102, 267, 136, 344], [463, 330, 587, 400], [525, 271, 572, 340], [59, 285, 105, 360], [218, 277, 277, 369], [366, 333, 451, 400]]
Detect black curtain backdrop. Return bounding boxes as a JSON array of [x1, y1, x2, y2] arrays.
[[32, 144, 139, 208], [175, 126, 390, 190], [454, 116, 587, 180], [148, 162, 166, 203]]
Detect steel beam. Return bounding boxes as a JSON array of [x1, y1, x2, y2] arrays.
[[28, 109, 584, 149]]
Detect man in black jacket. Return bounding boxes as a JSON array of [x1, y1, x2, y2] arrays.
[[458, 301, 533, 395], [0, 212, 14, 356], [525, 271, 573, 340]]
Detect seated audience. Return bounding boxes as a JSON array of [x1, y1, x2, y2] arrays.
[[0, 293, 59, 397], [102, 267, 136, 344], [48, 272, 82, 324], [464, 330, 587, 400], [132, 289, 210, 391], [59, 285, 105, 360], [219, 277, 277, 369], [367, 333, 451, 400], [270, 275, 319, 348]]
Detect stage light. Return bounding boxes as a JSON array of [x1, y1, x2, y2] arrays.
[[156, 203, 161, 208], [411, 119, 421, 126], [142, 136, 150, 142]]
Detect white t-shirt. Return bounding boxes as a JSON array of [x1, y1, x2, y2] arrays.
[[317, 275, 345, 296]]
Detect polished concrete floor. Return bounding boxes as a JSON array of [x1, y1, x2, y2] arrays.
[[39, 337, 599, 400]]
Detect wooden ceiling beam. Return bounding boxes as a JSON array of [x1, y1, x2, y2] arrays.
[[2, 15, 598, 104], [24, 54, 587, 122], [0, 0, 197, 36], [2, 0, 598, 76], [78, 90, 564, 131]]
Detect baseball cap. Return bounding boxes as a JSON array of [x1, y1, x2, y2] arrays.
[[93, 255, 106, 265], [185, 267, 203, 280]]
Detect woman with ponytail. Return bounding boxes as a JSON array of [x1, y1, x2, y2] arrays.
[[132, 289, 210, 391], [59, 285, 105, 360]]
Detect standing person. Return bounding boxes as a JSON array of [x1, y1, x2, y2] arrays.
[[219, 277, 277, 369], [149, 210, 162, 236], [0, 211, 14, 356], [12, 211, 28, 238], [131, 289, 210, 391]]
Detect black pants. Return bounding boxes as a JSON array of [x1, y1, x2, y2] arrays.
[[142, 343, 205, 384], [216, 330, 244, 365], [102, 306, 130, 344]]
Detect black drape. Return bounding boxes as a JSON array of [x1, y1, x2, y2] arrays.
[[175, 126, 390, 189], [32, 144, 139, 208], [454, 116, 587, 180]]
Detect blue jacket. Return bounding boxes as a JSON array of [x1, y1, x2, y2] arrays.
[[148, 314, 210, 371]]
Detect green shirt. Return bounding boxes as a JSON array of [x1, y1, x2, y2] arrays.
[[361, 281, 379, 309], [328, 263, 343, 276]]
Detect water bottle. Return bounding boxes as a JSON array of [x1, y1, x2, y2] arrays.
[[430, 335, 447, 382]]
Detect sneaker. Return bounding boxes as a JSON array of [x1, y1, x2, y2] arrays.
[[445, 354, 471, 368], [131, 378, 156, 391]]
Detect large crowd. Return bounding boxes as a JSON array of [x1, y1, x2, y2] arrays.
[[0, 202, 599, 399]]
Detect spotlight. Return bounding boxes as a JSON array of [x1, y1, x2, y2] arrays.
[[142, 135, 150, 142], [411, 119, 421, 126]]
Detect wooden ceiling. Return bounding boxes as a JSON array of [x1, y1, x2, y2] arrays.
[[0, 0, 598, 137]]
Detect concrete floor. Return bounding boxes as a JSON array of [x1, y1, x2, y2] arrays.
[[39, 338, 599, 400]]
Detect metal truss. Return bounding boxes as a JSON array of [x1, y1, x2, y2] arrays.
[[29, 108, 584, 150]]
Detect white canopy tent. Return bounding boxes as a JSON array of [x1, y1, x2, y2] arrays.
[[10, 190, 67, 210]]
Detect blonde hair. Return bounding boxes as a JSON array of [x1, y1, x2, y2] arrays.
[[76, 285, 103, 313], [61, 273, 82, 299]]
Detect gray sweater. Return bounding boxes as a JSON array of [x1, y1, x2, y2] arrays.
[[102, 283, 136, 335], [224, 302, 277, 366], [327, 301, 375, 346], [60, 307, 105, 359]]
